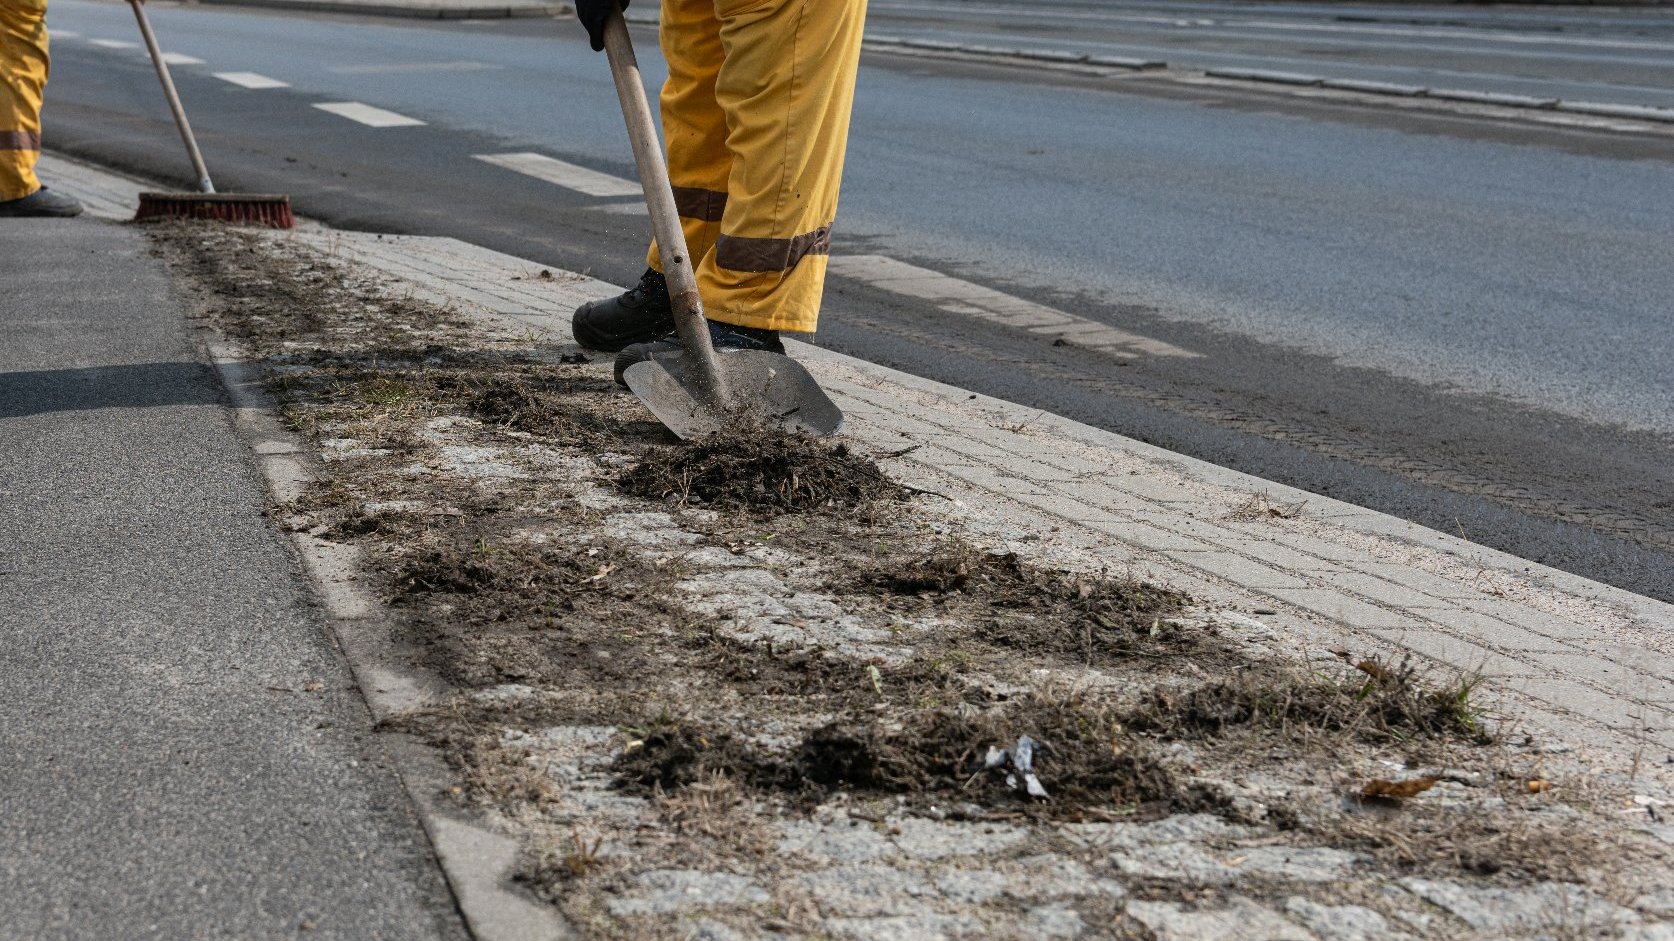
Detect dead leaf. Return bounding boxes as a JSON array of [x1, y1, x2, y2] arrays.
[[1354, 659, 1390, 683], [1361, 776, 1440, 799], [1527, 779, 1552, 794], [303, 680, 325, 693]]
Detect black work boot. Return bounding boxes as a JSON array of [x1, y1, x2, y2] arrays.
[[571, 268, 676, 352], [0, 186, 84, 218], [614, 320, 785, 387]]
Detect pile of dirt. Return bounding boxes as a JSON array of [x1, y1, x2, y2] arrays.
[[391, 541, 585, 598], [616, 431, 908, 513], [615, 693, 1186, 821], [616, 721, 787, 793], [863, 547, 1204, 666], [1126, 656, 1493, 745]]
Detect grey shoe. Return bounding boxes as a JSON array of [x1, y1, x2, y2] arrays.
[[0, 186, 84, 218]]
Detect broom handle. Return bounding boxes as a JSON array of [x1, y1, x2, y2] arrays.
[[129, 0, 214, 194], [600, 8, 724, 399]]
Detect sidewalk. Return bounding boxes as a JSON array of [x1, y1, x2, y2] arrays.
[[278, 239, 1673, 756], [0, 209, 466, 939], [57, 154, 1657, 762], [32, 152, 1674, 941]]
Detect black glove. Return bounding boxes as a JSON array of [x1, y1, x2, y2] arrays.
[[576, 0, 623, 53]]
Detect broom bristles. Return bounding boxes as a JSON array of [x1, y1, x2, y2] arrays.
[[135, 192, 294, 229]]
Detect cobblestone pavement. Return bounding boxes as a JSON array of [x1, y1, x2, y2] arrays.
[[43, 155, 1673, 940], [234, 209, 1674, 766]]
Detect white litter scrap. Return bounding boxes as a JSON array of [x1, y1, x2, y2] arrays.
[[989, 735, 1049, 799]]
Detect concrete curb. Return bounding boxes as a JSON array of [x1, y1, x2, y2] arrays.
[[864, 35, 1165, 72], [194, 0, 570, 20], [1205, 65, 1674, 123], [203, 338, 570, 941]]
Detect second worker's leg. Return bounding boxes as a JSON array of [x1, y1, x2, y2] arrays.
[[699, 0, 869, 335], [0, 0, 80, 217]]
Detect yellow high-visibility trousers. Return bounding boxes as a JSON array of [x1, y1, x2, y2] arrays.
[[647, 0, 867, 334], [0, 0, 50, 201]]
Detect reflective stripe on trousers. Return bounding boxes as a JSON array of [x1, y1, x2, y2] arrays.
[[646, 0, 868, 334], [0, 0, 49, 201]]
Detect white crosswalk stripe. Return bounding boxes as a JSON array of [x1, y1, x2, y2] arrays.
[[313, 102, 426, 127], [826, 255, 1200, 359], [328, 60, 500, 75], [473, 152, 641, 198], [215, 72, 290, 89], [88, 39, 137, 49], [161, 52, 206, 65]]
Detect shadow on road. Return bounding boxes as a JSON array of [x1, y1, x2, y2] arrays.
[[0, 361, 226, 419]]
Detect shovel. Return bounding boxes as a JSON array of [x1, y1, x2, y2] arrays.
[[599, 9, 843, 440]]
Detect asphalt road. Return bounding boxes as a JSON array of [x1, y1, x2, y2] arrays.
[[0, 221, 467, 941], [34, 0, 1674, 603], [869, 0, 1674, 109]]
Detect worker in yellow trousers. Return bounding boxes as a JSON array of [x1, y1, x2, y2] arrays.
[[569, 0, 866, 385], [1, 0, 81, 217]]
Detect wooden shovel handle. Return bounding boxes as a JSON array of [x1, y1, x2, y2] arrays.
[[600, 9, 724, 396]]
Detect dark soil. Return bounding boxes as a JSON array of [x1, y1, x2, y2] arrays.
[[848, 546, 1214, 668], [615, 692, 1188, 822], [617, 431, 909, 513], [386, 535, 688, 689]]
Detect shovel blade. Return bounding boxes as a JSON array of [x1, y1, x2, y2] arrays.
[[623, 349, 844, 440]]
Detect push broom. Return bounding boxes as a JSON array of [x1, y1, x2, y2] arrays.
[[126, 0, 292, 228]]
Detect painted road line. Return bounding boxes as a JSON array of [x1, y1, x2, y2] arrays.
[[89, 39, 138, 49], [590, 202, 650, 215], [161, 53, 205, 66], [826, 255, 1199, 359], [52, 30, 81, 39], [313, 102, 426, 128], [329, 61, 501, 75], [215, 71, 289, 89], [473, 153, 641, 199]]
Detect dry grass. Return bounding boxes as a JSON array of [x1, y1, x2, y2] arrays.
[[1126, 655, 1493, 746]]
